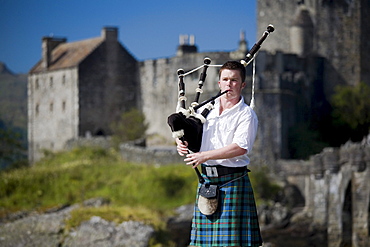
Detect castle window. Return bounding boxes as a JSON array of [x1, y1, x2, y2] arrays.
[[50, 102, 54, 112], [36, 104, 39, 115], [50, 77, 53, 88], [35, 79, 39, 89], [152, 60, 157, 87], [62, 101, 66, 111], [62, 75, 66, 85]]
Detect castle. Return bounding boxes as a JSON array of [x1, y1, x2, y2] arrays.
[[28, 0, 369, 166]]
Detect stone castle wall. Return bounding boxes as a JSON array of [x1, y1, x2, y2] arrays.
[[28, 68, 79, 162], [257, 0, 369, 95], [139, 52, 232, 146], [278, 136, 370, 247]]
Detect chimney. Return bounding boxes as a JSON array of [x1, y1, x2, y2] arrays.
[[42, 37, 66, 69], [102, 26, 118, 41], [177, 34, 198, 56]]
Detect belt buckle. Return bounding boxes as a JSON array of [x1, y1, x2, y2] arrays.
[[205, 166, 218, 177]]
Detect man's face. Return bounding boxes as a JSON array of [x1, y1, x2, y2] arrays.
[[218, 69, 246, 100]]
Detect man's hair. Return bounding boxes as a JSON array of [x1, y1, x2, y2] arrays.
[[218, 61, 246, 82]]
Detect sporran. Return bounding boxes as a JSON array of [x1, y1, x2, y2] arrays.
[[197, 170, 250, 216], [198, 184, 219, 215]]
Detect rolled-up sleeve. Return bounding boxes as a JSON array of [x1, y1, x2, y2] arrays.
[[233, 109, 258, 153]]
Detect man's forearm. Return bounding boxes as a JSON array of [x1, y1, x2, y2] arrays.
[[201, 143, 247, 161]]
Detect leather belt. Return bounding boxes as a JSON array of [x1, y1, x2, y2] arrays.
[[201, 165, 249, 177]]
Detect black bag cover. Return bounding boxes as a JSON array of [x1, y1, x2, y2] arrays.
[[167, 112, 203, 153]]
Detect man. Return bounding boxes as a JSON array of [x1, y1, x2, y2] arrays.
[[176, 61, 262, 247]]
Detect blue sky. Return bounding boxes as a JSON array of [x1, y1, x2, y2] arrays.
[[0, 0, 257, 74]]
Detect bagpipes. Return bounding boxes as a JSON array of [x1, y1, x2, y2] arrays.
[[167, 24, 275, 182]]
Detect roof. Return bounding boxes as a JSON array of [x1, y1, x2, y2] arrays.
[[30, 37, 104, 73]]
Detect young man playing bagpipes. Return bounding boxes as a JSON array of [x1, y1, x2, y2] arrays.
[[176, 61, 263, 247]]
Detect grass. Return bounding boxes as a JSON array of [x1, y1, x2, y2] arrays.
[[0, 147, 198, 214]]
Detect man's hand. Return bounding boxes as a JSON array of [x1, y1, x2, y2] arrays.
[[175, 138, 189, 156], [184, 152, 208, 168]]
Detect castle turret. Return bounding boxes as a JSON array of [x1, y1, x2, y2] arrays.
[[230, 30, 248, 59], [176, 34, 198, 56], [290, 8, 314, 57]]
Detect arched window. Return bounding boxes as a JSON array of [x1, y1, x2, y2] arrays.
[[36, 104, 39, 116], [95, 129, 105, 136]]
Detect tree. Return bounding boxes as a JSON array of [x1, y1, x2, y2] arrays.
[[0, 118, 28, 170], [110, 108, 149, 149], [331, 82, 370, 141]]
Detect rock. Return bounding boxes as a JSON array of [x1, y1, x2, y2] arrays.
[[0, 200, 154, 247], [0, 205, 77, 247], [258, 202, 290, 228], [64, 217, 154, 247], [167, 204, 194, 247], [114, 221, 155, 247], [82, 197, 111, 207]]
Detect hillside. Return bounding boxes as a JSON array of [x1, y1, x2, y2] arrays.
[[0, 62, 28, 169], [0, 62, 27, 130]]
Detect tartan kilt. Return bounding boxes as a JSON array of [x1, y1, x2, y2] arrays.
[[189, 169, 263, 247]]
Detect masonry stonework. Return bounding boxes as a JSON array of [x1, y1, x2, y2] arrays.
[[278, 137, 370, 247]]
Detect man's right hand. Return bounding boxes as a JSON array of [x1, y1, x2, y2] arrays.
[[175, 138, 189, 156]]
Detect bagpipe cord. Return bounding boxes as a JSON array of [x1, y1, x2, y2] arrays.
[[250, 57, 256, 109]]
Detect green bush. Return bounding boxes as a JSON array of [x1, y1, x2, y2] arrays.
[[110, 108, 149, 148]]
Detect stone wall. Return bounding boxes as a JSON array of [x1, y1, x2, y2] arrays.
[[139, 52, 231, 146], [78, 34, 139, 137], [278, 136, 370, 247], [257, 0, 368, 94], [28, 67, 79, 163], [64, 137, 184, 165]]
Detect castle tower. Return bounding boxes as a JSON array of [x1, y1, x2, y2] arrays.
[[176, 34, 198, 56], [290, 8, 314, 57], [230, 30, 248, 59], [257, 0, 370, 91]]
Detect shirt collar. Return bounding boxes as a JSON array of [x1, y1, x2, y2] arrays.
[[215, 96, 245, 116]]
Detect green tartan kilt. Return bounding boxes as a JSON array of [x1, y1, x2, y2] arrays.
[[189, 169, 263, 247]]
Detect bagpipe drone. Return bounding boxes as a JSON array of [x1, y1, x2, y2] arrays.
[[167, 25, 275, 181]]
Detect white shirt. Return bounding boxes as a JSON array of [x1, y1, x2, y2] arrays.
[[199, 96, 258, 167]]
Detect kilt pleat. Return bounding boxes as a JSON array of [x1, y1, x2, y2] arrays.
[[189, 170, 262, 247]]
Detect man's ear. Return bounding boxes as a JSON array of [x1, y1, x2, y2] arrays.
[[241, 82, 246, 89]]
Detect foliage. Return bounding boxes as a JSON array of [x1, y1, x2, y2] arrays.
[[287, 82, 370, 159], [0, 147, 197, 215], [110, 108, 149, 148], [0, 73, 28, 130], [66, 205, 164, 230], [331, 82, 370, 140], [0, 146, 278, 211], [0, 118, 28, 170], [288, 123, 328, 160], [249, 166, 281, 204]]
